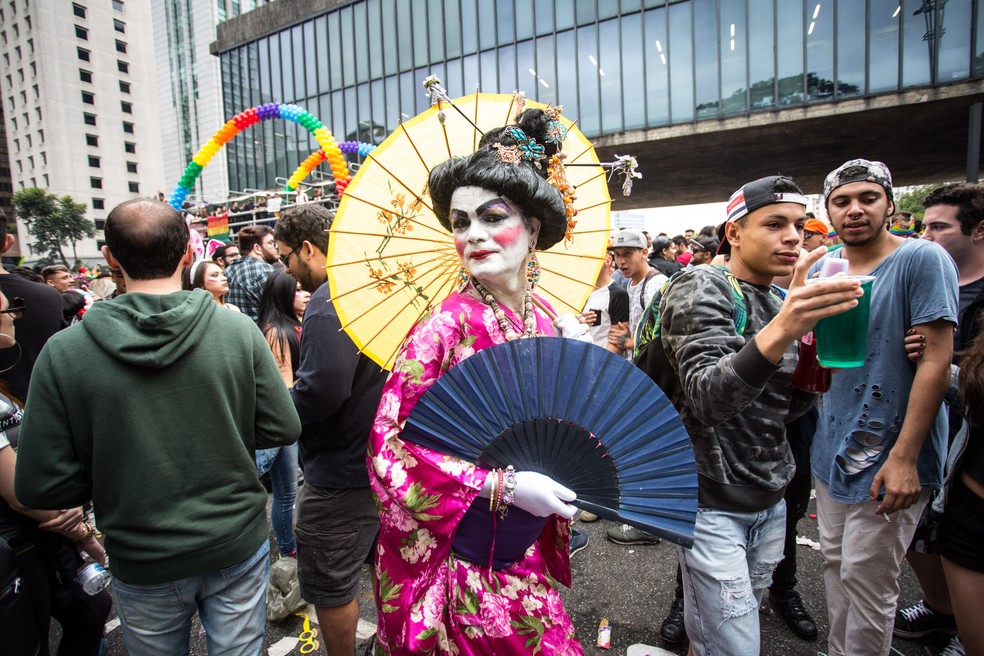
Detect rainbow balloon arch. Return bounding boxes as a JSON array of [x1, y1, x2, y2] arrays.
[[168, 103, 377, 211]]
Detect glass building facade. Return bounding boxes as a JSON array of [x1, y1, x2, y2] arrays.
[[219, 0, 984, 193]]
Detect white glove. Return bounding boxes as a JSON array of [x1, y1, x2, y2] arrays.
[[512, 471, 578, 519], [553, 314, 592, 342]]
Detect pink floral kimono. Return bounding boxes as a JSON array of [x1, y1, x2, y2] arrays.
[[368, 287, 584, 655]]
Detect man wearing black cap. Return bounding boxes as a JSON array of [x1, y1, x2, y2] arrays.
[[657, 175, 862, 654], [809, 160, 958, 656], [686, 236, 718, 268], [648, 235, 683, 277]]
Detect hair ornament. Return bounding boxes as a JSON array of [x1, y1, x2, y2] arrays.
[[612, 154, 642, 197], [422, 75, 453, 124], [512, 90, 527, 123], [493, 143, 523, 165], [505, 127, 546, 164], [543, 105, 568, 145], [547, 153, 578, 244]]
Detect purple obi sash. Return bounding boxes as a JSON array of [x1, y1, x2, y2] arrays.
[[451, 499, 549, 570]]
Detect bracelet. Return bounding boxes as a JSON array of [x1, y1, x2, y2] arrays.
[[494, 469, 504, 515], [499, 466, 517, 520], [488, 471, 498, 513], [73, 521, 95, 543]]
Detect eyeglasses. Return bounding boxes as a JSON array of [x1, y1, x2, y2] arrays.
[[0, 297, 26, 319], [279, 245, 301, 267], [803, 231, 822, 239]]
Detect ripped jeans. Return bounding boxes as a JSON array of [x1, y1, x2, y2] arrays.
[[677, 500, 786, 655]]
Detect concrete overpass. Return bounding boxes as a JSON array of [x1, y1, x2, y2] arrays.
[[595, 80, 984, 208]]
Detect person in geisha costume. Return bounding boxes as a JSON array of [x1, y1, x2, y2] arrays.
[[367, 108, 593, 655]]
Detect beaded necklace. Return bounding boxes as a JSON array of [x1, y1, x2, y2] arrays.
[[472, 278, 537, 341]]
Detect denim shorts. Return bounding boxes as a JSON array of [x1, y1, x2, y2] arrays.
[[294, 484, 379, 607]]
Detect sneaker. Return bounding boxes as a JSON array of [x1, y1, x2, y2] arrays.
[[579, 511, 600, 522], [940, 636, 965, 656], [770, 590, 818, 641], [606, 524, 661, 546], [569, 529, 589, 557], [894, 600, 958, 640], [659, 596, 687, 646]]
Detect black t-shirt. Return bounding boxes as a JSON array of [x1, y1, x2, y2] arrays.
[[0, 274, 66, 403]]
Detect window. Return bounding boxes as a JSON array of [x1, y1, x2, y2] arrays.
[[37, 129, 42, 143], [123, 141, 135, 153], [92, 198, 104, 210], [118, 80, 130, 94], [128, 181, 138, 193], [113, 19, 125, 33], [85, 133, 98, 146], [75, 25, 87, 40], [126, 161, 137, 173], [81, 91, 94, 104], [115, 40, 126, 54], [87, 155, 100, 168], [122, 121, 133, 133], [72, 3, 85, 18], [120, 100, 132, 114], [26, 38, 32, 55], [31, 84, 37, 100], [83, 112, 96, 126], [40, 151, 45, 165], [42, 174, 48, 187], [16, 69, 23, 84], [9, 117, 15, 131], [34, 107, 40, 121], [94, 219, 105, 230], [77, 47, 90, 62], [90, 176, 102, 189], [117, 60, 128, 74], [112, 0, 123, 12], [79, 69, 92, 83]]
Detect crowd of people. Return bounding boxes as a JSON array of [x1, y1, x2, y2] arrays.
[[0, 116, 981, 656]]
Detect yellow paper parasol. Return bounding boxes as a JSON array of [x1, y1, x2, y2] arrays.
[[328, 88, 614, 370]]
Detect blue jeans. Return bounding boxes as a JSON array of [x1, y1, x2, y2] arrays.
[[676, 500, 786, 656], [256, 444, 299, 556], [111, 541, 270, 656]]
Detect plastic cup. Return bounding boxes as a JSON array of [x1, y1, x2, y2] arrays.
[[806, 276, 875, 368]]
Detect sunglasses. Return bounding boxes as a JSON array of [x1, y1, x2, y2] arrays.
[[0, 297, 26, 318], [804, 231, 822, 239]]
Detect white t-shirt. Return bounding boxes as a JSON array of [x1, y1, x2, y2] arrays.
[[627, 269, 666, 338]]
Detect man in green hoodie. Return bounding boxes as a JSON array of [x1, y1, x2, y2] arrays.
[[14, 198, 301, 655]]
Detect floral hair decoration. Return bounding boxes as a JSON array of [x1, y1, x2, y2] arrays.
[[505, 127, 546, 163]]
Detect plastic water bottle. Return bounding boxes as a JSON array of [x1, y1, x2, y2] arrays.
[[76, 559, 111, 596]]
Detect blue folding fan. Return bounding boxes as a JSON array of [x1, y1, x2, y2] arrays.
[[402, 337, 698, 547]]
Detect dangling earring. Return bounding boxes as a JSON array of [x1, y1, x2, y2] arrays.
[[455, 266, 470, 291], [526, 252, 541, 287]]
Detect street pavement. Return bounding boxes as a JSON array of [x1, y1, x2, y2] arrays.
[[85, 491, 947, 655]]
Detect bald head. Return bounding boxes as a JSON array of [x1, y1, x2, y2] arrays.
[[105, 199, 190, 280]]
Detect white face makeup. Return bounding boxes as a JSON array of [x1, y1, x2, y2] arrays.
[[449, 186, 539, 286]]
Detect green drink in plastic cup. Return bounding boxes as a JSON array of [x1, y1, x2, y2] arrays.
[[808, 276, 875, 368]]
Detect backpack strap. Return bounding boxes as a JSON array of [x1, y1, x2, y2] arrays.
[[638, 268, 658, 311], [714, 266, 749, 336]]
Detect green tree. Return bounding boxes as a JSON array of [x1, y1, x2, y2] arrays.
[[894, 184, 943, 221], [12, 187, 95, 267]]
